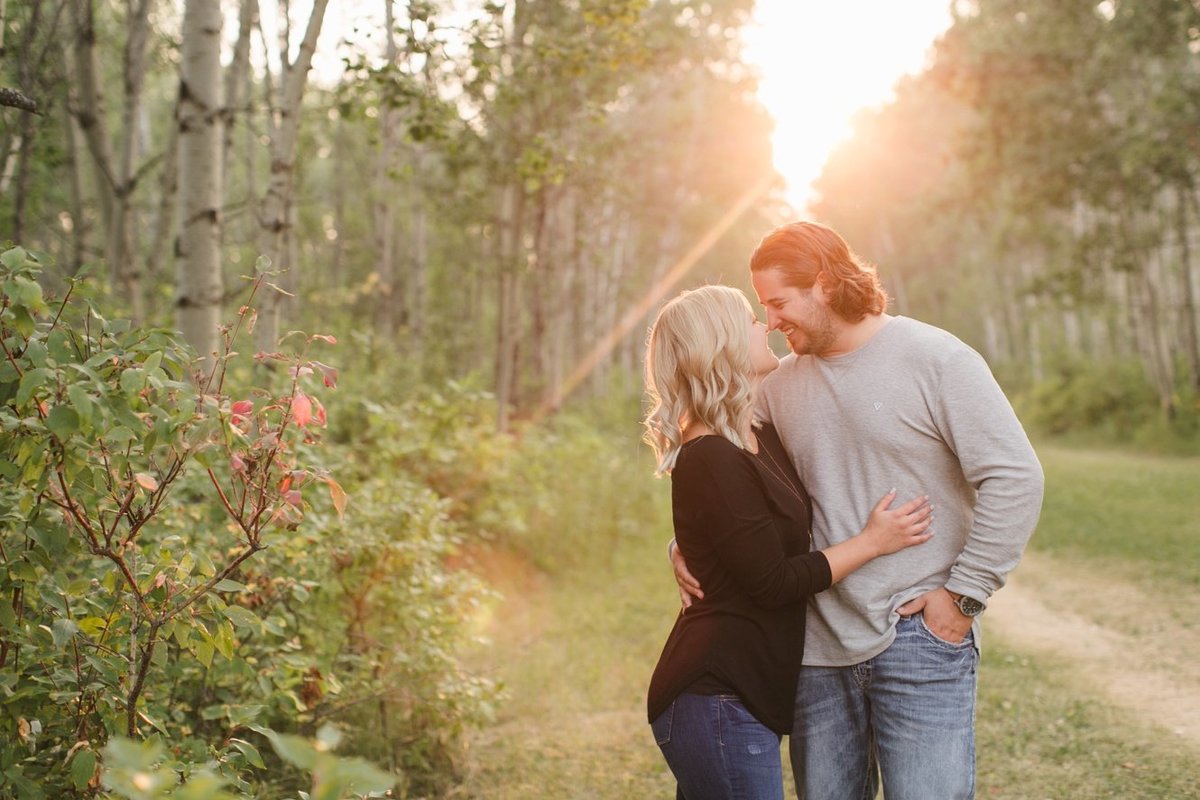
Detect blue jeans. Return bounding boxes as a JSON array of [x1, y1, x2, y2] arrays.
[[652, 693, 784, 800], [790, 613, 978, 800]]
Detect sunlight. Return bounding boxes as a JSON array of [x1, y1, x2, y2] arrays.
[[536, 170, 777, 420], [743, 1, 953, 213]]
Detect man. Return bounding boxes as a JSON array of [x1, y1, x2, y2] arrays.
[[671, 221, 1044, 799]]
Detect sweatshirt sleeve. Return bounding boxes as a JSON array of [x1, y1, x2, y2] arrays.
[[675, 442, 832, 609], [932, 347, 1045, 603]]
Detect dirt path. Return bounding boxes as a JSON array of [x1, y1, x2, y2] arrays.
[[984, 550, 1200, 750]]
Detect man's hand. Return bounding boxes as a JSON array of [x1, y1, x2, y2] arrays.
[[669, 541, 704, 609], [897, 587, 972, 644]]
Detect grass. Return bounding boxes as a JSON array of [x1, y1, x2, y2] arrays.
[[451, 442, 1200, 798], [1033, 445, 1200, 590], [977, 643, 1200, 798]]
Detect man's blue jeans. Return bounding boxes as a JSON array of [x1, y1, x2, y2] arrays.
[[652, 693, 784, 800], [790, 613, 978, 800]]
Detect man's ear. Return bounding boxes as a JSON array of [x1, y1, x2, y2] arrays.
[[813, 271, 832, 302]]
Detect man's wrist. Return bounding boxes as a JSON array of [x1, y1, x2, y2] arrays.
[[945, 588, 986, 617]]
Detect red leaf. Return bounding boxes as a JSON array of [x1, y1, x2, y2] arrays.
[[315, 404, 327, 427], [231, 453, 247, 474], [284, 490, 302, 507], [311, 334, 337, 344], [313, 361, 339, 389], [291, 394, 313, 427]]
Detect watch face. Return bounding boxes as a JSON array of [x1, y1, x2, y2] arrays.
[[957, 596, 985, 616]]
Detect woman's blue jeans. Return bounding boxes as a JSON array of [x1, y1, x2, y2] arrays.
[[651, 693, 784, 800]]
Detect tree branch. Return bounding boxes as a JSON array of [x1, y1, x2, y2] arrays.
[[0, 87, 39, 114]]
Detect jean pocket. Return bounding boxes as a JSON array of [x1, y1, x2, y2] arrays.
[[917, 613, 974, 649], [651, 701, 674, 746]]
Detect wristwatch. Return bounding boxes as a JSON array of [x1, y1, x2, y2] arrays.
[[950, 592, 986, 617]]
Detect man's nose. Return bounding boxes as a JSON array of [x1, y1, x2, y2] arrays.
[[765, 309, 780, 331]]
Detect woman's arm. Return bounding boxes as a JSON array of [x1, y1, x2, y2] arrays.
[[820, 490, 933, 583], [678, 446, 931, 608]]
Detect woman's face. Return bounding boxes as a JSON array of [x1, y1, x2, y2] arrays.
[[748, 313, 779, 377]]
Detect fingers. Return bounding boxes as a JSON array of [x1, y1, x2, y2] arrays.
[[678, 587, 694, 609], [871, 488, 899, 512], [896, 494, 932, 515]]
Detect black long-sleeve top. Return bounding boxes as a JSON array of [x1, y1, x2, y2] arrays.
[[646, 423, 833, 734]]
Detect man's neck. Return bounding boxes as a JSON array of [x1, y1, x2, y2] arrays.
[[824, 313, 893, 358]]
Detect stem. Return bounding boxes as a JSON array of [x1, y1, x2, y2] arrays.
[[125, 622, 161, 737], [158, 543, 263, 624]]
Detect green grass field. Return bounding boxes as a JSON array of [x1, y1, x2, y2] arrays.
[[453, 444, 1200, 798]]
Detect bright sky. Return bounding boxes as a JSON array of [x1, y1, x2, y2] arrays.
[[742, 1, 954, 213]]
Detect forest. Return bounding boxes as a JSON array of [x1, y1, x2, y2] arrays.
[[2, 0, 1199, 798]]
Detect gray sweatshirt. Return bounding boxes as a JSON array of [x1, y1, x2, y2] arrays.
[[758, 316, 1044, 666]]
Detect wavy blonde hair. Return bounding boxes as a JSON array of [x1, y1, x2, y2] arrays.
[[643, 285, 757, 475]]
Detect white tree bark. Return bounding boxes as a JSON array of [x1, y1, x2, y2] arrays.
[[253, 0, 330, 355], [176, 0, 224, 372], [109, 0, 154, 322], [374, 0, 400, 335]]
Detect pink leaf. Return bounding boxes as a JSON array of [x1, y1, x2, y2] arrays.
[[291, 394, 313, 427], [315, 404, 327, 427], [284, 490, 302, 507], [313, 361, 339, 389], [135, 473, 159, 492], [311, 334, 337, 344], [231, 453, 247, 474], [289, 365, 314, 379]]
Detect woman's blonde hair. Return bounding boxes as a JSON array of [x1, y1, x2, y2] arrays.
[[643, 285, 757, 475]]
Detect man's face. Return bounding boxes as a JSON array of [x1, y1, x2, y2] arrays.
[[751, 266, 837, 356]]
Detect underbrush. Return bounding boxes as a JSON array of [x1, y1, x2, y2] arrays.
[[1015, 358, 1200, 455]]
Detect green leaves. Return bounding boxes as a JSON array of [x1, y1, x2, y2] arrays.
[[0, 248, 358, 797], [259, 724, 396, 799]]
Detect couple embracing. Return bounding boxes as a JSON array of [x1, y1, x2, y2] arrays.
[[643, 221, 1045, 800]]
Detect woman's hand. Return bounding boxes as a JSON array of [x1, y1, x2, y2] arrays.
[[861, 490, 933, 557]]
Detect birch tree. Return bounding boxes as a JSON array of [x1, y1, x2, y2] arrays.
[[176, 0, 224, 368], [253, 0, 331, 355]]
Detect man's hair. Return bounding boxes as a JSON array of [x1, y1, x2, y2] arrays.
[[643, 285, 756, 475], [749, 221, 888, 322]]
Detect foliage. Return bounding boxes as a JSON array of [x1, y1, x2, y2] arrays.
[[1018, 357, 1200, 452], [812, 0, 1200, 423], [0, 245, 393, 798]]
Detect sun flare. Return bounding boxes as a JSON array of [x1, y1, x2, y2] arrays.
[[743, 1, 953, 213]]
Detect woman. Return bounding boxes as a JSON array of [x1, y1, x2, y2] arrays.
[[643, 285, 932, 800]]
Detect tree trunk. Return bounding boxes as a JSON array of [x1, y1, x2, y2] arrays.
[[373, 0, 400, 336], [222, 0, 257, 181], [62, 100, 89, 276], [543, 185, 577, 412], [409, 147, 428, 345], [253, 0, 330, 355], [1176, 187, 1200, 394], [145, 123, 179, 310], [175, 0, 224, 371], [67, 0, 116, 247], [495, 182, 524, 432], [1130, 243, 1177, 420], [109, 0, 154, 322]]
